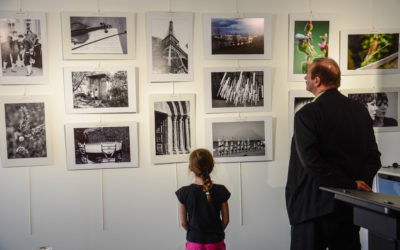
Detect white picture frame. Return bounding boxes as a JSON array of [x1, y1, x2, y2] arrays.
[[340, 29, 400, 75], [61, 12, 135, 60], [0, 95, 52, 167], [342, 88, 400, 132], [203, 13, 272, 60], [205, 116, 273, 163], [204, 66, 271, 113], [149, 94, 196, 164], [63, 65, 137, 114], [288, 90, 314, 139], [65, 121, 138, 170], [146, 11, 193, 82], [288, 13, 335, 81], [0, 11, 48, 84]]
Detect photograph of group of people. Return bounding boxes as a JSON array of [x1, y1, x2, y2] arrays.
[[0, 17, 43, 77]]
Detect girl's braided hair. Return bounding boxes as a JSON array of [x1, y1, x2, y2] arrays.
[[189, 148, 214, 203]]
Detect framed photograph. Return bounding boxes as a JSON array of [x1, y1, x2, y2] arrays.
[[146, 12, 193, 82], [204, 66, 271, 113], [61, 12, 135, 60], [203, 13, 272, 60], [343, 88, 400, 132], [205, 116, 273, 163], [65, 121, 138, 170], [288, 90, 314, 137], [149, 94, 196, 164], [340, 29, 400, 75], [0, 95, 52, 167], [288, 13, 335, 81], [0, 11, 48, 84], [63, 65, 137, 114]]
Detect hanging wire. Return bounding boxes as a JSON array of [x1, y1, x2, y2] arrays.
[[168, 0, 172, 13], [308, 0, 313, 19], [97, 0, 101, 14], [238, 162, 243, 225], [370, 0, 375, 31], [28, 167, 33, 235]]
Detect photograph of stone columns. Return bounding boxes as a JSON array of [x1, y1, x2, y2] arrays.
[[154, 100, 191, 156]]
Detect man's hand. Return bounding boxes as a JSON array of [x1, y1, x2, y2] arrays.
[[355, 180, 372, 192]]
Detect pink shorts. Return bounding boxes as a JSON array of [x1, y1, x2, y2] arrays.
[[186, 241, 226, 250]]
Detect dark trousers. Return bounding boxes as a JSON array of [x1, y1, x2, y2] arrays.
[[290, 209, 361, 250]]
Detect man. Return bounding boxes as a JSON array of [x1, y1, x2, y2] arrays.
[[285, 58, 381, 250]]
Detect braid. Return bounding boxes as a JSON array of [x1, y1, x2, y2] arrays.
[[202, 174, 213, 203], [189, 148, 215, 204]]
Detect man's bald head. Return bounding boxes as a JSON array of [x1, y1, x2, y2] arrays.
[[310, 58, 341, 88]]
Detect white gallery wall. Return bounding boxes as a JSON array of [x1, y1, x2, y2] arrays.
[[0, 0, 400, 249]]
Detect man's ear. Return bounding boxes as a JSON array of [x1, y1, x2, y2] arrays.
[[314, 76, 321, 87]]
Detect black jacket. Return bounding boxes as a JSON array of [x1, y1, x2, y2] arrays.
[[285, 88, 381, 225]]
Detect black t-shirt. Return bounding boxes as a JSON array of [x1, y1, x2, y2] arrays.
[[175, 184, 231, 243]]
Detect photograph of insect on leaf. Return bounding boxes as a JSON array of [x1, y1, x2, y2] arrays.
[[293, 20, 330, 74], [347, 33, 399, 70]]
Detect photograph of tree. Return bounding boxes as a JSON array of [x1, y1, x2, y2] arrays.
[[347, 33, 399, 70]]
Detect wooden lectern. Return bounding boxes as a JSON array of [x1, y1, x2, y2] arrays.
[[320, 187, 400, 250]]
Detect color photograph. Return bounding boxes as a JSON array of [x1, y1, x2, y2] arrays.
[[203, 13, 271, 60], [341, 29, 400, 75], [288, 14, 334, 81]]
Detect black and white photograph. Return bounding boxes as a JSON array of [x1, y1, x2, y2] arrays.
[[0, 11, 48, 84], [149, 94, 196, 164], [65, 122, 138, 170], [288, 90, 314, 138], [61, 12, 135, 60], [203, 13, 271, 60], [205, 117, 273, 163], [344, 88, 400, 132], [146, 12, 193, 82], [63, 66, 136, 114], [340, 29, 400, 75], [204, 66, 271, 113], [0, 95, 52, 167]]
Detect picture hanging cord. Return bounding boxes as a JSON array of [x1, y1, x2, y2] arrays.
[[235, 0, 239, 16], [239, 162, 243, 225], [23, 86, 27, 96], [28, 167, 33, 235], [308, 0, 313, 18], [175, 163, 180, 227], [237, 60, 241, 70], [100, 169, 105, 232], [18, 0, 23, 13], [97, 0, 101, 14], [168, 0, 172, 13], [370, 0, 375, 31]]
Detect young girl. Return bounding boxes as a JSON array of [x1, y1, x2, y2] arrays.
[[176, 148, 230, 250]]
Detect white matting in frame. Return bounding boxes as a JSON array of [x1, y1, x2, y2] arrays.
[[0, 11, 48, 85], [203, 13, 272, 60], [340, 29, 400, 75], [205, 116, 273, 163], [288, 13, 335, 82], [288, 90, 314, 139], [149, 94, 196, 164], [63, 65, 137, 114], [61, 12, 135, 60], [204, 66, 271, 113], [0, 95, 52, 167], [342, 88, 400, 132], [65, 121, 138, 170], [146, 11, 194, 82]]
